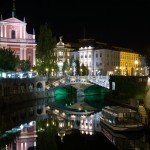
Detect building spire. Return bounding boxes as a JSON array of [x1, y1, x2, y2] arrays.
[[33, 28, 35, 39], [12, 0, 16, 17], [33, 28, 35, 35], [23, 17, 26, 23]]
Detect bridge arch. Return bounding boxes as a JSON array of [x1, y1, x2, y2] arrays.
[[36, 82, 44, 91], [37, 106, 43, 115]]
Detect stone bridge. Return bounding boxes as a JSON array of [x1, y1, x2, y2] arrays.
[[51, 76, 111, 89]]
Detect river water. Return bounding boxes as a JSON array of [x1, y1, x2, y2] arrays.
[[1, 111, 149, 150], [1, 84, 150, 150]]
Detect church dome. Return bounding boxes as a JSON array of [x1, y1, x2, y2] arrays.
[[57, 36, 64, 47]]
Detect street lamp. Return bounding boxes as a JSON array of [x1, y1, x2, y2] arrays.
[[69, 67, 72, 75], [45, 68, 49, 78], [96, 69, 98, 75], [51, 68, 54, 76], [65, 70, 67, 75], [80, 68, 83, 76]]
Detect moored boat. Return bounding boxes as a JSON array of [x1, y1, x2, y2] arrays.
[[100, 106, 145, 132]]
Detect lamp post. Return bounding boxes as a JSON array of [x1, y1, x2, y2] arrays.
[[115, 66, 119, 75], [45, 68, 49, 79], [51, 68, 54, 76], [125, 63, 128, 76], [96, 69, 98, 76], [69, 67, 72, 75], [116, 66, 118, 75], [72, 62, 76, 76], [65, 70, 67, 75], [80, 68, 83, 76], [58, 119, 65, 142]]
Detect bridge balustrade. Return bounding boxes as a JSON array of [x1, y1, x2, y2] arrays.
[[51, 75, 110, 89], [86, 76, 110, 89]]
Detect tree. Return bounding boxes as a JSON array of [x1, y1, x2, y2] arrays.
[[69, 57, 75, 75], [19, 60, 31, 71], [62, 60, 70, 75], [80, 63, 89, 75], [0, 47, 19, 71], [35, 23, 57, 76], [75, 59, 80, 75]]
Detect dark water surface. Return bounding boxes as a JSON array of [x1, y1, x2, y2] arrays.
[[56, 130, 118, 150], [1, 85, 150, 150]]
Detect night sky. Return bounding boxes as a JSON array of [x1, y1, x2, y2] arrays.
[[1, 0, 150, 53]]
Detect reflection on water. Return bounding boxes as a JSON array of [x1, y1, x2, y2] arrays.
[[1, 108, 150, 150], [1, 90, 150, 150], [101, 123, 149, 150], [54, 84, 106, 109]]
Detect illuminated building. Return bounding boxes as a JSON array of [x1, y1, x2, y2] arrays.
[[0, 0, 36, 67], [14, 123, 37, 150], [120, 49, 141, 76], [77, 39, 146, 76], [113, 46, 146, 76], [54, 36, 74, 76], [78, 39, 120, 76]]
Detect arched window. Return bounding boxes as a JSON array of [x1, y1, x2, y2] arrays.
[[11, 30, 16, 39]]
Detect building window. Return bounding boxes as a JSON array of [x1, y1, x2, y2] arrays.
[[89, 54, 91, 58], [100, 53, 102, 57], [96, 53, 98, 58], [85, 55, 87, 58], [11, 30, 16, 39], [81, 55, 83, 58]]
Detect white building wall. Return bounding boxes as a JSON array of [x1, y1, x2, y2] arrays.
[[78, 47, 120, 76], [78, 46, 94, 75], [100, 49, 120, 75]]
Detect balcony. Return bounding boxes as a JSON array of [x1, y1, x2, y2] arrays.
[[0, 37, 36, 43]]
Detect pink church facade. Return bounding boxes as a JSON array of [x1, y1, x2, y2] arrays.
[[0, 17, 36, 67], [6, 124, 37, 150]]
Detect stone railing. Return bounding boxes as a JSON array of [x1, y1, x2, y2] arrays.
[[51, 76, 110, 89], [0, 37, 35, 43]]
